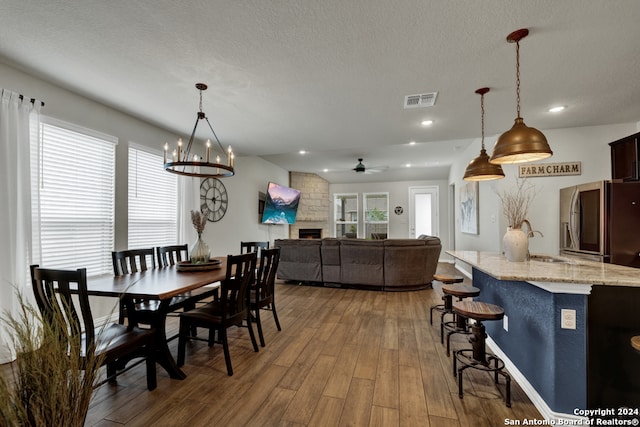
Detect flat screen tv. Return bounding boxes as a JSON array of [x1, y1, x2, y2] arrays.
[[261, 182, 301, 224]]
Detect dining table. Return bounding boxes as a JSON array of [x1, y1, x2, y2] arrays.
[[86, 257, 227, 380]]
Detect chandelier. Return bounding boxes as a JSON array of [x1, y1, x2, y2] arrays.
[[490, 28, 553, 164], [164, 83, 234, 178], [464, 87, 505, 181]]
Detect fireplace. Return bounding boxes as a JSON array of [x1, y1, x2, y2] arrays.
[[299, 228, 322, 239]]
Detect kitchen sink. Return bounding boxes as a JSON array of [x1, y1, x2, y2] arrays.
[[530, 255, 571, 263]]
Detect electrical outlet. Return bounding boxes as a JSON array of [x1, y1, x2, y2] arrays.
[[561, 309, 576, 329], [503, 315, 509, 331]]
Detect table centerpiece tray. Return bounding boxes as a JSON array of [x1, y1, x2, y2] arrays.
[[177, 259, 222, 272]]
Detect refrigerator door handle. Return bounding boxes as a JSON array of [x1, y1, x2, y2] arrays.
[[568, 187, 580, 250]]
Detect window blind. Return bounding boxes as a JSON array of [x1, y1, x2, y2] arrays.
[[38, 118, 116, 277], [128, 146, 177, 249]]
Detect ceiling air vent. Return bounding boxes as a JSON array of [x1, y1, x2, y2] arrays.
[[403, 92, 438, 109]]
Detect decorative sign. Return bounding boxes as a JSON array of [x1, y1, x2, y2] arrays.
[[518, 162, 582, 178]]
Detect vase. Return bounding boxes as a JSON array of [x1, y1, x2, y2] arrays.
[[503, 227, 528, 262], [190, 232, 210, 264]]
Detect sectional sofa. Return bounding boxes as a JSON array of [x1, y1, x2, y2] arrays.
[[274, 236, 442, 291]]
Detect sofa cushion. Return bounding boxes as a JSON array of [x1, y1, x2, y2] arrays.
[[275, 239, 322, 282], [339, 239, 384, 287], [321, 238, 341, 283]]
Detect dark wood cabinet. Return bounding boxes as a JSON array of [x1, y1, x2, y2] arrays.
[[610, 132, 640, 181]]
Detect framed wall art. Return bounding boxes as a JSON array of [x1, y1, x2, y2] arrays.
[[460, 181, 479, 235]]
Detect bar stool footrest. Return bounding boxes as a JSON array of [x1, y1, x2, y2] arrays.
[[453, 349, 511, 407]]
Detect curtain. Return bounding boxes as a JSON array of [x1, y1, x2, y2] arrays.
[[177, 175, 200, 247], [0, 89, 42, 363]]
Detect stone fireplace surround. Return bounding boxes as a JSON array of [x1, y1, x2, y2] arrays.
[[289, 172, 330, 239]]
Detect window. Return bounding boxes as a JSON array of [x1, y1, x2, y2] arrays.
[[128, 146, 177, 248], [334, 193, 358, 238], [363, 192, 389, 239], [37, 118, 116, 276]]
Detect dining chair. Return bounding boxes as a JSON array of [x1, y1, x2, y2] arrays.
[[156, 244, 189, 267], [30, 265, 157, 390], [177, 252, 259, 376], [240, 241, 269, 257], [112, 248, 156, 324], [156, 243, 218, 310], [249, 247, 281, 347]]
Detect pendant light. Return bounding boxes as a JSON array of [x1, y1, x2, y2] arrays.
[[490, 28, 553, 164], [464, 88, 505, 181]]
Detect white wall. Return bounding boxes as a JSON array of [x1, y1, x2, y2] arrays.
[[449, 122, 639, 258], [330, 180, 451, 258], [1, 62, 289, 317], [199, 156, 289, 256]]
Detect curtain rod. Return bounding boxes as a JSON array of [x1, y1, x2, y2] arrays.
[[18, 94, 45, 107]]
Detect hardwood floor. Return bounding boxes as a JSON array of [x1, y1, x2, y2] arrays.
[[84, 264, 541, 426]]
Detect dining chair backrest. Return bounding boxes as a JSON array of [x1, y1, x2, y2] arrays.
[[112, 248, 155, 276], [255, 247, 280, 302], [220, 252, 257, 322], [30, 265, 95, 349], [156, 244, 188, 268], [240, 241, 269, 256]]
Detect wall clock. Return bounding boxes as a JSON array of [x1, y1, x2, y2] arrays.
[[200, 178, 228, 222]]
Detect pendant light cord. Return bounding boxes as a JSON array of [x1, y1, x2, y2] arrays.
[[515, 40, 521, 119], [480, 91, 485, 150]]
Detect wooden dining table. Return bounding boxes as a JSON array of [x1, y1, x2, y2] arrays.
[[86, 258, 227, 380]]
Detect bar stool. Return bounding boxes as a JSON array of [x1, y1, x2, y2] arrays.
[[429, 273, 465, 328], [441, 284, 480, 356], [631, 336, 640, 354], [452, 300, 511, 408]]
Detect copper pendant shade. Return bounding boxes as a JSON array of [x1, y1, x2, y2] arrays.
[[464, 88, 505, 181], [490, 29, 553, 165]]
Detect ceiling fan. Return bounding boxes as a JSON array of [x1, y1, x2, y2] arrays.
[[352, 158, 388, 174]]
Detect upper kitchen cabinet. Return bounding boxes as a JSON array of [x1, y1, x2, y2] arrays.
[[610, 132, 640, 181]]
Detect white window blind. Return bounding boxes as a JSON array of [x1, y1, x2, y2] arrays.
[[38, 118, 116, 277], [128, 146, 177, 249]]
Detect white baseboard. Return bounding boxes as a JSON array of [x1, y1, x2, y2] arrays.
[[485, 337, 588, 423]]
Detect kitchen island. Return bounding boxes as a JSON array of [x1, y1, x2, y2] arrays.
[[447, 251, 640, 420]]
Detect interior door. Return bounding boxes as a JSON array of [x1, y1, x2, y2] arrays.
[[409, 186, 439, 238]]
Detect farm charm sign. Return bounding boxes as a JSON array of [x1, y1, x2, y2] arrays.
[[518, 162, 581, 178]]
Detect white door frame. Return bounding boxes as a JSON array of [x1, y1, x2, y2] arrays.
[[408, 186, 439, 238]]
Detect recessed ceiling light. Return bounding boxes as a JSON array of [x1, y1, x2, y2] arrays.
[[421, 120, 434, 126], [406, 164, 412, 168], [548, 105, 566, 113], [299, 150, 306, 155], [409, 141, 417, 145], [322, 168, 329, 173]]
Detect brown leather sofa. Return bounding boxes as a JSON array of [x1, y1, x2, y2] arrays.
[[275, 236, 441, 291]]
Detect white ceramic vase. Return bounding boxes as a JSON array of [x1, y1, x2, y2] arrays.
[[503, 227, 528, 262]]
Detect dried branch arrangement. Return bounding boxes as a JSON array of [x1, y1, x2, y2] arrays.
[[191, 210, 207, 233], [498, 178, 537, 229]]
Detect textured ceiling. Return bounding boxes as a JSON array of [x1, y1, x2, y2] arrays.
[[2, 0, 640, 183]]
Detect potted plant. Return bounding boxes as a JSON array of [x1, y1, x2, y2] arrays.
[[0, 292, 103, 426]]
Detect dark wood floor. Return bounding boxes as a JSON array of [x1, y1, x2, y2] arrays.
[[0, 264, 539, 426]]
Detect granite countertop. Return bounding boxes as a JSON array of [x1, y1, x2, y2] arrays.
[[446, 250, 640, 287]]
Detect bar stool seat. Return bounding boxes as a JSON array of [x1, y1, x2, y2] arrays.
[[631, 336, 640, 353], [452, 300, 511, 408], [429, 274, 465, 329], [441, 284, 480, 356]]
